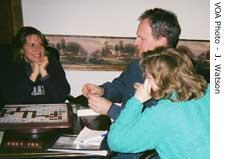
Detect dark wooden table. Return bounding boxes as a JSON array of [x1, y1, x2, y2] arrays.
[[0, 103, 111, 159], [0, 97, 157, 159]]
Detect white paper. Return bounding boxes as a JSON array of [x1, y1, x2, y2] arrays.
[[77, 109, 100, 117], [48, 127, 108, 156], [74, 126, 107, 145]]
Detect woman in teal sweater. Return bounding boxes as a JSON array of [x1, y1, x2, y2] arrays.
[[107, 47, 209, 159]]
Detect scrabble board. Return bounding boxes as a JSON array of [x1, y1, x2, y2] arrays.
[[0, 103, 72, 132]]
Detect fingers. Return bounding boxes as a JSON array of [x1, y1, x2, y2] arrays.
[[82, 84, 96, 97], [82, 84, 103, 97], [87, 95, 111, 115], [134, 80, 151, 92], [87, 95, 96, 107], [144, 79, 148, 89], [31, 63, 40, 74], [83, 84, 97, 97], [134, 79, 152, 103], [144, 79, 151, 94], [88, 95, 103, 103], [82, 84, 91, 97], [133, 82, 142, 90], [39, 56, 49, 67], [88, 95, 101, 107]]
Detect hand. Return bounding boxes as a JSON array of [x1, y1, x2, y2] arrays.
[[88, 95, 112, 115], [134, 79, 152, 103], [30, 63, 40, 82], [82, 83, 104, 98], [39, 56, 49, 77]]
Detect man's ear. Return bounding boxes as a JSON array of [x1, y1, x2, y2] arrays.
[[158, 36, 168, 46]]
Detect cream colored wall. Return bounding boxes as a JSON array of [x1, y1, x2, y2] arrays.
[[65, 70, 121, 97], [21, 0, 209, 96]]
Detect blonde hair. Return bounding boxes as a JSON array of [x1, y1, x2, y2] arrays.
[[140, 47, 207, 101]]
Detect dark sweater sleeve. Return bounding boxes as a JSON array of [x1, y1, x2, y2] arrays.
[[103, 60, 141, 102], [1, 65, 36, 104], [102, 60, 143, 120], [107, 99, 158, 120], [107, 103, 123, 120]]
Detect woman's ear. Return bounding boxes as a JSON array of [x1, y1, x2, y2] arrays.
[[20, 49, 25, 58], [20, 49, 24, 54]]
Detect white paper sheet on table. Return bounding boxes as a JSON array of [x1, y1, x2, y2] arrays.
[[74, 126, 107, 145], [48, 126, 108, 156], [77, 109, 100, 117]]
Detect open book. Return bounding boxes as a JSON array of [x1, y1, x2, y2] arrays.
[[48, 126, 108, 156]]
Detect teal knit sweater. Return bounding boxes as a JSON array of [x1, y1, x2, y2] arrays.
[[108, 85, 209, 159]]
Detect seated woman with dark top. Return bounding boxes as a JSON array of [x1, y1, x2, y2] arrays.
[[107, 47, 209, 159], [1, 26, 70, 104]]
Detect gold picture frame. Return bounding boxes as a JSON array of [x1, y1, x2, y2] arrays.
[[46, 34, 209, 71]]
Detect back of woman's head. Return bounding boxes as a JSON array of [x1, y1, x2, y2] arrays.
[[140, 47, 207, 101]]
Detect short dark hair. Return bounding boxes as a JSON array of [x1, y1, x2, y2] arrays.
[[139, 8, 181, 47], [12, 26, 48, 61]]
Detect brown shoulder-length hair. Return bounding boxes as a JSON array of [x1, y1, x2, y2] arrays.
[[12, 26, 49, 62], [140, 47, 207, 101]]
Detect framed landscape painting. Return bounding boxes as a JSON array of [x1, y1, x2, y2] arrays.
[[46, 34, 209, 71]]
